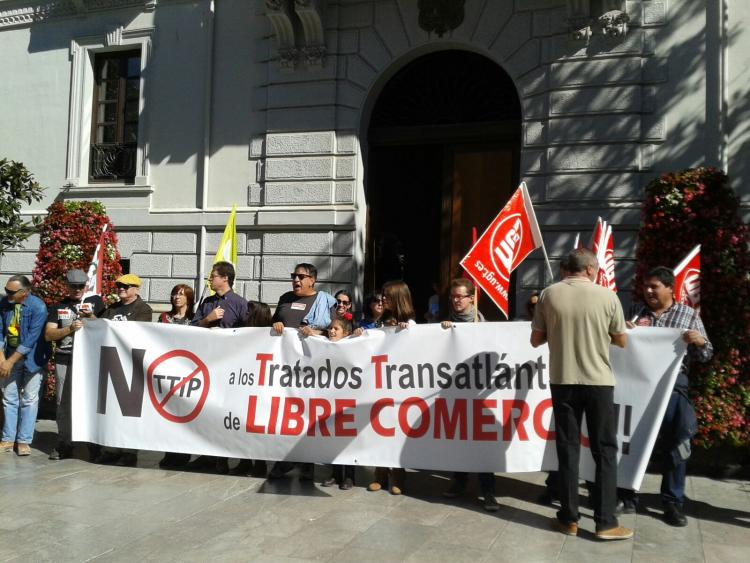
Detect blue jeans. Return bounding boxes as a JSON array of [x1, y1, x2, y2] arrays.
[[1, 362, 42, 444]]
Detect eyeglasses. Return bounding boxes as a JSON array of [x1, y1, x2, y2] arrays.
[[4, 287, 23, 296], [68, 284, 86, 290], [336, 299, 351, 306], [450, 293, 472, 300], [209, 273, 225, 279], [290, 273, 313, 280], [116, 283, 136, 290]]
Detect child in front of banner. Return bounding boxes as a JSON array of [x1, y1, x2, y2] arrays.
[[367, 280, 416, 495], [439, 278, 499, 512], [321, 316, 356, 490]]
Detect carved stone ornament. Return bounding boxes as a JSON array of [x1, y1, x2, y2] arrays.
[[598, 10, 629, 38], [418, 0, 465, 38]]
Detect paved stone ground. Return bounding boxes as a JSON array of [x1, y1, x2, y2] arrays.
[[0, 420, 748, 562]]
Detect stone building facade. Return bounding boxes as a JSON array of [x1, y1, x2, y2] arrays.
[[1, 0, 748, 317]]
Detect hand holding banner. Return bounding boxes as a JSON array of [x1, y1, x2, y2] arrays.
[[460, 182, 549, 318]]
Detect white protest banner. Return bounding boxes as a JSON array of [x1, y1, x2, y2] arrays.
[[73, 321, 686, 490]]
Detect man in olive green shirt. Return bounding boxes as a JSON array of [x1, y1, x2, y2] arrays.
[[531, 248, 632, 541]]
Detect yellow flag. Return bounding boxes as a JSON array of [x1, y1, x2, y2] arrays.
[[207, 205, 237, 292]]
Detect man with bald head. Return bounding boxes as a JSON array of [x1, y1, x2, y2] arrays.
[[531, 248, 632, 541]]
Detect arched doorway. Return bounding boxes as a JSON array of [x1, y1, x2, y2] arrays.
[[365, 50, 522, 321]]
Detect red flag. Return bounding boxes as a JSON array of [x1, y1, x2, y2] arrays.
[[460, 182, 544, 318], [83, 225, 107, 301], [673, 245, 701, 310], [590, 217, 617, 292]]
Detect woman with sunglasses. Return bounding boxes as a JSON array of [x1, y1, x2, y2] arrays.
[[367, 280, 416, 495], [157, 284, 195, 469], [358, 292, 384, 329], [333, 289, 355, 322]]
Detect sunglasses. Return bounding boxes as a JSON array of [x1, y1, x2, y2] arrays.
[[336, 299, 351, 306], [116, 283, 136, 290], [4, 287, 23, 296], [290, 273, 313, 280]]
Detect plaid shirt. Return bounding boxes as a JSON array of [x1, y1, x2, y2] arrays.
[[628, 301, 713, 389]]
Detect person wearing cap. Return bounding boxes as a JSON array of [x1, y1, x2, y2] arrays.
[[100, 274, 153, 323], [0, 275, 50, 456], [96, 273, 152, 466], [44, 270, 105, 460]]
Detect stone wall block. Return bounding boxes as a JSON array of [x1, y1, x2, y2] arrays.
[[625, 0, 643, 25], [359, 27, 392, 71], [267, 107, 337, 132], [248, 183, 263, 205], [374, 1, 409, 56], [548, 145, 639, 172], [172, 254, 198, 277], [518, 66, 547, 97], [0, 252, 37, 274], [338, 29, 359, 54], [250, 137, 265, 158], [548, 115, 641, 143], [335, 132, 357, 154], [117, 232, 151, 258], [642, 57, 668, 83], [641, 115, 666, 141], [267, 82, 336, 109], [331, 256, 356, 283], [336, 107, 360, 131], [522, 94, 547, 119], [521, 149, 545, 174], [640, 144, 655, 170], [243, 281, 260, 301], [524, 121, 547, 146], [339, 1, 373, 29], [335, 182, 355, 203], [546, 173, 641, 201], [236, 254, 255, 279], [261, 281, 293, 305], [550, 86, 641, 115], [335, 156, 357, 179], [337, 81, 366, 110], [152, 232, 197, 253], [246, 232, 262, 254], [264, 182, 332, 205], [266, 132, 335, 156], [9, 233, 40, 251], [347, 55, 378, 89], [642, 85, 658, 112], [263, 232, 331, 254], [473, 0, 513, 47], [642, 1, 666, 26], [332, 230, 355, 255], [131, 254, 172, 277], [264, 157, 334, 180], [551, 59, 641, 88]]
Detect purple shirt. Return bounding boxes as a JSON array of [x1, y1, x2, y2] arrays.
[[191, 289, 247, 328]]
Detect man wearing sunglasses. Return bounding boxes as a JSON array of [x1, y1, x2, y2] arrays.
[[0, 275, 50, 457], [44, 269, 105, 460], [97, 273, 152, 466], [269, 263, 336, 480]]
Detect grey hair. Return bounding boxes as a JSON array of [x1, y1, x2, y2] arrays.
[[562, 248, 598, 274], [7, 275, 31, 289]]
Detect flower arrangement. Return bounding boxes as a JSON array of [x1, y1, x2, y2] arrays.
[[31, 201, 122, 400], [634, 167, 750, 447]]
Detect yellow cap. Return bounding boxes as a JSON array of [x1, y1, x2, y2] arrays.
[[116, 274, 142, 287]]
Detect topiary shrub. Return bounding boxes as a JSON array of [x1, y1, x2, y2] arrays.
[[634, 167, 750, 448]]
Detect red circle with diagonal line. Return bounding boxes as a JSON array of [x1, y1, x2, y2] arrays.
[[147, 350, 210, 423]]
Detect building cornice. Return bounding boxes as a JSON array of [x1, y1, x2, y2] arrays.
[[0, 0, 154, 29]]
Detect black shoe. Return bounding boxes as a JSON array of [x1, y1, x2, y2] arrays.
[[537, 490, 558, 506], [159, 453, 191, 469], [231, 460, 254, 476], [339, 478, 354, 490], [482, 493, 500, 512], [49, 449, 61, 461], [663, 504, 688, 527], [186, 455, 216, 470], [621, 498, 637, 514], [116, 453, 138, 467], [251, 460, 267, 478], [299, 463, 315, 481], [442, 481, 465, 499], [216, 458, 230, 474], [321, 477, 337, 487], [268, 462, 294, 479]]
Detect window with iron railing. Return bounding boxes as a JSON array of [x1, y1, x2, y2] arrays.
[[89, 50, 141, 183]]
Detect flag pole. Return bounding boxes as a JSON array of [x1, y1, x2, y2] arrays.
[[520, 182, 554, 283], [472, 227, 479, 323]]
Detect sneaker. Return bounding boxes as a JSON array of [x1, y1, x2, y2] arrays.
[[0, 441, 13, 452], [551, 518, 578, 536], [116, 453, 138, 467], [367, 482, 383, 492], [482, 493, 500, 512], [49, 448, 61, 461], [621, 498, 637, 515], [595, 526, 634, 541], [442, 481, 465, 499], [663, 504, 688, 527], [321, 477, 337, 487], [339, 478, 354, 490], [16, 443, 31, 456], [390, 485, 402, 495]]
